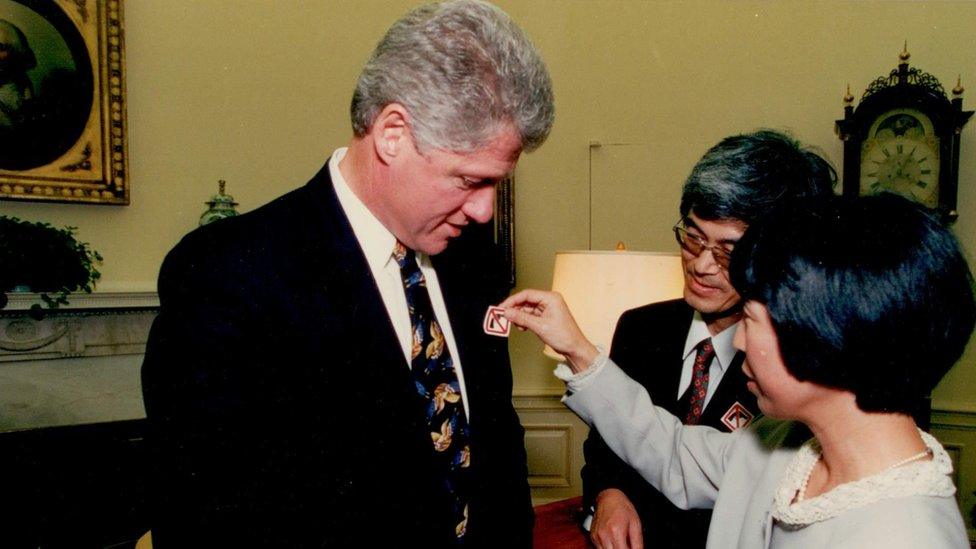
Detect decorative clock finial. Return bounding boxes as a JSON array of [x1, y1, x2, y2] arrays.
[[899, 40, 910, 63], [218, 179, 226, 194], [843, 83, 855, 105], [953, 75, 965, 97]]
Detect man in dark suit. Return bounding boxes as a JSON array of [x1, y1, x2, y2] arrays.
[[581, 130, 835, 549], [141, 2, 554, 547]]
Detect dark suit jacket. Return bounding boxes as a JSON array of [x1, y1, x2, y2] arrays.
[[581, 299, 760, 549], [141, 162, 533, 548]]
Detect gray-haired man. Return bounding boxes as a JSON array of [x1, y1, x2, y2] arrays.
[[582, 130, 834, 549], [142, 2, 554, 546]]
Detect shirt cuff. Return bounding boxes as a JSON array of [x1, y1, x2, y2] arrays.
[[581, 509, 594, 531], [553, 347, 608, 392]]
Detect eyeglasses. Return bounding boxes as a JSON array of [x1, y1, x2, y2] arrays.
[[673, 224, 733, 270]]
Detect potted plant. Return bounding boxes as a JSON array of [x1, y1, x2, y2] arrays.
[[0, 215, 102, 315]]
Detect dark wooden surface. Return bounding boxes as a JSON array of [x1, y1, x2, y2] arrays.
[[0, 419, 149, 548]]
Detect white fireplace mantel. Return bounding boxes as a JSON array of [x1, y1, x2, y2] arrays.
[[0, 291, 157, 431], [3, 291, 160, 311]]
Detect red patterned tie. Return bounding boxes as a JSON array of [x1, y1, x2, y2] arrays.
[[684, 338, 715, 425]]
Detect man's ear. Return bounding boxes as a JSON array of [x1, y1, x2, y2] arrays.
[[371, 103, 411, 165]]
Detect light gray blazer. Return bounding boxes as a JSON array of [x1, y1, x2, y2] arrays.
[[563, 360, 969, 549]]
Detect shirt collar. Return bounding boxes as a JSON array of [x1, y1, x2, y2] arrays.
[[682, 310, 740, 372], [329, 148, 402, 272]]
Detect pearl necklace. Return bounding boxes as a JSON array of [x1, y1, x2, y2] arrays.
[[796, 452, 819, 503], [882, 447, 934, 472], [796, 447, 934, 503]]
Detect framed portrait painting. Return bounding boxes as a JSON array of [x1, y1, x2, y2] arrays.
[[0, 0, 127, 205]]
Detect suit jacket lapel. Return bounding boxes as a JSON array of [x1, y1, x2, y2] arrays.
[[430, 235, 512, 432], [301, 163, 430, 431], [657, 302, 696, 406], [432, 251, 486, 422]]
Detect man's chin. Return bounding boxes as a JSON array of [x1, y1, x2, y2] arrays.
[[416, 238, 451, 256], [684, 288, 740, 315]]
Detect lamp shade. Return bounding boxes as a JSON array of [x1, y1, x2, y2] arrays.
[[545, 250, 684, 360]]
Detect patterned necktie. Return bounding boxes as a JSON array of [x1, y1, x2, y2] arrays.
[[393, 241, 471, 541], [684, 338, 715, 425]]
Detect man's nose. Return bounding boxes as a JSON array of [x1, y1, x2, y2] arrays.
[[690, 247, 722, 275], [462, 186, 495, 224]]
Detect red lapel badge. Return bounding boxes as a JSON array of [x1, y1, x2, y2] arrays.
[[483, 306, 510, 337], [721, 401, 754, 431]]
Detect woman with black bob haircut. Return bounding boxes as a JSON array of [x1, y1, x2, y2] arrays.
[[731, 192, 975, 417], [500, 193, 975, 547]]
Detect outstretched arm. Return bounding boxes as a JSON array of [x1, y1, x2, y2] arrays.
[[501, 289, 736, 511], [499, 289, 599, 372]]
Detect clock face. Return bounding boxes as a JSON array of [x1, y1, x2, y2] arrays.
[[859, 108, 941, 208]]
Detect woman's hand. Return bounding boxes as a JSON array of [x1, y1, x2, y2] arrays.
[[499, 289, 599, 373]]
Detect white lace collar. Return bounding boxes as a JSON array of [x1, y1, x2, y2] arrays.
[[771, 430, 956, 527]]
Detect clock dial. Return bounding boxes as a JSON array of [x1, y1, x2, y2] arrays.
[[859, 109, 941, 208]]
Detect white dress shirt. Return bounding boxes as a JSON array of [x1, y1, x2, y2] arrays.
[[329, 148, 471, 418]]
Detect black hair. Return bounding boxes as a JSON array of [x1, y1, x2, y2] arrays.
[[680, 130, 836, 224], [730, 193, 976, 414]]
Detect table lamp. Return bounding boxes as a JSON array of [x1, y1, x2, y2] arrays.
[[544, 244, 684, 360]]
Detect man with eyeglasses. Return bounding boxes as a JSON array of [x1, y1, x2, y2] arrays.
[[581, 130, 835, 549]]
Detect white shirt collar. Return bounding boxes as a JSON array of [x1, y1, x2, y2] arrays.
[[329, 147, 403, 271], [682, 310, 740, 372]]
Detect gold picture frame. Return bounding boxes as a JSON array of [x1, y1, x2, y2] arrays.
[[0, 0, 127, 205]]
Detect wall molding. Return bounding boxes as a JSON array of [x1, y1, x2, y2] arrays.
[[513, 390, 566, 412], [523, 424, 573, 488], [932, 407, 976, 429], [514, 389, 588, 505], [4, 291, 159, 311], [514, 386, 566, 398]]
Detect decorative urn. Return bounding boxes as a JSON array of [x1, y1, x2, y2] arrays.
[[200, 180, 240, 226]]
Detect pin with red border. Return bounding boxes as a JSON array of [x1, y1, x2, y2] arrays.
[[721, 401, 755, 431], [483, 306, 511, 337]]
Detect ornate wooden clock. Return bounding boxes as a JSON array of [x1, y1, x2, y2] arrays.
[[836, 46, 973, 221]]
